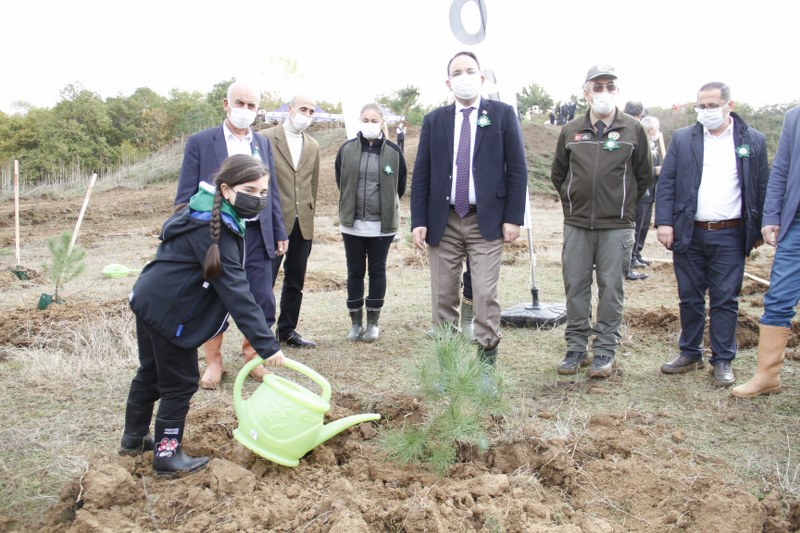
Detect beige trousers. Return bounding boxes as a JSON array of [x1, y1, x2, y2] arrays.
[[428, 210, 504, 349]]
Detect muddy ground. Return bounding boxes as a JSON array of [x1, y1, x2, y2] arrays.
[[1, 123, 799, 532]]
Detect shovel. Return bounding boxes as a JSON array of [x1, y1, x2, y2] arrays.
[[102, 263, 141, 278], [13, 160, 29, 280], [38, 172, 97, 310]]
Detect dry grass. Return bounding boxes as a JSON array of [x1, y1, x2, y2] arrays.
[[0, 313, 138, 522]]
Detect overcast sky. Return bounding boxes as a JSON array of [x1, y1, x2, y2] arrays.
[[2, 0, 797, 117]]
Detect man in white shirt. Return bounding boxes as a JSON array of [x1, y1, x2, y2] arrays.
[[261, 95, 320, 348], [174, 81, 288, 389], [655, 82, 769, 387]]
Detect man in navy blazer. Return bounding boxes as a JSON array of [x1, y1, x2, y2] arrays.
[[733, 104, 800, 398], [411, 51, 527, 363], [174, 81, 288, 389], [656, 81, 768, 387]]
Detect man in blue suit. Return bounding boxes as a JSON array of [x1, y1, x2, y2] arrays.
[[733, 105, 800, 397], [174, 81, 288, 389], [411, 51, 527, 364], [656, 81, 768, 387]]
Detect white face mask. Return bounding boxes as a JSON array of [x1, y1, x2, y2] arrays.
[[228, 107, 257, 129], [697, 107, 726, 130], [291, 112, 313, 131], [359, 121, 382, 140], [591, 92, 616, 116], [450, 73, 482, 101]]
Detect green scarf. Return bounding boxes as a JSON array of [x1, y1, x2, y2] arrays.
[[188, 184, 246, 235]]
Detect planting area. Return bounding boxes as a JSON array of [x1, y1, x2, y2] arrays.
[[1, 125, 800, 532]]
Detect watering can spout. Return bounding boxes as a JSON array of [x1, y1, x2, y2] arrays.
[[315, 413, 381, 448]]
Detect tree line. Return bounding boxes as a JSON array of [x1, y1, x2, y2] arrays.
[[1, 79, 796, 185], [0, 80, 341, 184]]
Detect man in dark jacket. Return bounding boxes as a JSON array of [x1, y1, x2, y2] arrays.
[[656, 81, 769, 387], [174, 81, 288, 389], [551, 65, 653, 379]]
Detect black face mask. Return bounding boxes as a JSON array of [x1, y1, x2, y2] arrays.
[[232, 191, 267, 218]]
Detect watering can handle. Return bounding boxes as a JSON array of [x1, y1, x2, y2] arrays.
[[233, 356, 332, 405]]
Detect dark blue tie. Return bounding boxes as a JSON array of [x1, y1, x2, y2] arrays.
[[595, 120, 605, 139], [455, 107, 474, 218]]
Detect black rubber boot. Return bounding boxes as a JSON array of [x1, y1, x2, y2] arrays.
[[362, 309, 381, 342], [152, 418, 208, 476], [347, 308, 364, 342], [119, 400, 155, 456]]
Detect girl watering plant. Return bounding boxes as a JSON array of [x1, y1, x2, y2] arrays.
[[120, 154, 285, 476]]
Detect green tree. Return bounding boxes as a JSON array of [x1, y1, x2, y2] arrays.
[[317, 99, 342, 114], [106, 87, 169, 152], [377, 85, 423, 124], [516, 83, 553, 120], [206, 79, 235, 123], [166, 89, 218, 138], [50, 84, 116, 171]]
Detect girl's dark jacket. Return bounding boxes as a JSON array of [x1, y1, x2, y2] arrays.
[[129, 190, 280, 357]]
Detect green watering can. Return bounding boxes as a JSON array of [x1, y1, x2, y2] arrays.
[[233, 357, 380, 467]]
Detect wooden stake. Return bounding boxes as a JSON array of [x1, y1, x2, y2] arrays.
[[14, 160, 20, 266]]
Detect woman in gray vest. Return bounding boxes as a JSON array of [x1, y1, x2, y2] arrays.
[[335, 103, 407, 342]]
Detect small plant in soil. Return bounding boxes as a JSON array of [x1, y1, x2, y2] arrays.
[[42, 231, 86, 304], [380, 327, 509, 475]]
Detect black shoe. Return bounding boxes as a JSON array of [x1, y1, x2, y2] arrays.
[[712, 361, 735, 387], [626, 270, 648, 281], [631, 258, 648, 269], [281, 331, 316, 349], [119, 433, 154, 456], [660, 354, 705, 374], [558, 351, 589, 375], [587, 354, 615, 378], [637, 257, 652, 266]]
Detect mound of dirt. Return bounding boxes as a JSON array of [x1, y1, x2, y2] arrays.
[[32, 403, 792, 533], [0, 299, 130, 347]]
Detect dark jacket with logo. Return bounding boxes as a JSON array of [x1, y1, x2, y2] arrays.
[[335, 133, 406, 233], [552, 108, 653, 229], [129, 203, 280, 357], [654, 112, 769, 255]]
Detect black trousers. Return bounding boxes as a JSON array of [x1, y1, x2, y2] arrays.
[[342, 233, 393, 309], [245, 223, 276, 327], [271, 219, 313, 338], [126, 316, 199, 421], [633, 200, 654, 260]]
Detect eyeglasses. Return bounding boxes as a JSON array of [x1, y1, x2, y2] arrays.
[[590, 82, 617, 93], [694, 101, 728, 112]]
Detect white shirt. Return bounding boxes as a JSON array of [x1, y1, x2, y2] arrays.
[[282, 121, 304, 170], [223, 122, 255, 158], [223, 122, 260, 221], [450, 102, 478, 205], [696, 121, 741, 221]]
